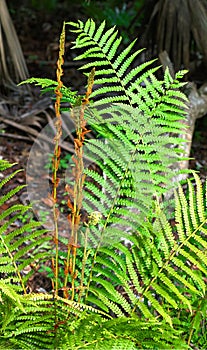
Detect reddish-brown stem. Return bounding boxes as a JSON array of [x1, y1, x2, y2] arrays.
[[64, 68, 95, 301], [52, 22, 65, 297]]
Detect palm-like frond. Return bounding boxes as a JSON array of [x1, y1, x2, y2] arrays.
[[86, 173, 207, 327], [144, 0, 207, 71], [0, 0, 28, 88]]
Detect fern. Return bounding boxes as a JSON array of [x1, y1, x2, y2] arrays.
[[19, 77, 79, 106], [68, 19, 158, 106], [63, 19, 189, 247], [68, 19, 188, 109], [7, 18, 207, 349], [0, 156, 110, 348], [0, 291, 110, 349], [0, 280, 25, 312], [80, 101, 188, 247], [58, 314, 187, 349], [86, 172, 207, 331], [0, 160, 49, 292]]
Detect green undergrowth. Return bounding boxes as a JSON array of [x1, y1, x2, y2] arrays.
[[0, 19, 207, 349]]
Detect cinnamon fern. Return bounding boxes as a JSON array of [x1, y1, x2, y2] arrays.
[[6, 18, 207, 349]]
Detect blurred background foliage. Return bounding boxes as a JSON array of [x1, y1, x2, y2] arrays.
[[8, 0, 147, 44], [7, 0, 207, 80]]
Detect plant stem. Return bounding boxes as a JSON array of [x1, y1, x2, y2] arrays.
[[52, 22, 65, 297], [78, 226, 89, 302], [64, 68, 95, 300]]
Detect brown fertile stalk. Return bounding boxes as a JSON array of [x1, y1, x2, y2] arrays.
[[64, 68, 95, 300], [52, 22, 65, 297]]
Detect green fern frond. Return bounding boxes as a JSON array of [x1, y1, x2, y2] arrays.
[[19, 77, 57, 88], [0, 204, 29, 221], [0, 184, 26, 206], [68, 18, 158, 106], [58, 314, 187, 349], [19, 77, 79, 105], [0, 289, 110, 350], [0, 160, 49, 292], [0, 297, 54, 349], [0, 160, 16, 172], [0, 280, 25, 312], [0, 167, 23, 190], [86, 173, 207, 326], [82, 100, 187, 243]]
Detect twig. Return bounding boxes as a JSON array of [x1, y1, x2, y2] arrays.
[[0, 132, 30, 141]]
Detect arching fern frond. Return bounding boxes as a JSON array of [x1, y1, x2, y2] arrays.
[[19, 77, 79, 106], [0, 160, 49, 293], [65, 19, 189, 246], [68, 18, 158, 106], [86, 172, 207, 327], [68, 19, 188, 125], [0, 295, 54, 349], [0, 291, 109, 349], [81, 101, 187, 245], [59, 314, 187, 350], [0, 280, 25, 312]]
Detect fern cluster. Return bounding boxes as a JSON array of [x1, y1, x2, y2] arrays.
[[1, 18, 207, 349], [22, 19, 189, 243]]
